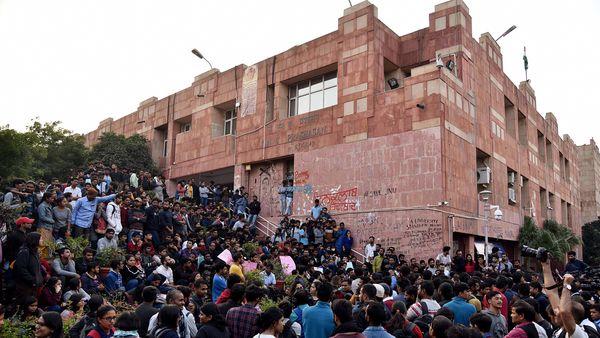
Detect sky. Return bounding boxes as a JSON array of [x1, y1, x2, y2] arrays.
[[0, 0, 599, 145]]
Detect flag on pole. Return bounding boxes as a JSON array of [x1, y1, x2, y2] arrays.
[[523, 46, 529, 81]]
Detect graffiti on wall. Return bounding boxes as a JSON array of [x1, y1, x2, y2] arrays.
[[240, 65, 258, 117], [294, 170, 310, 185], [350, 212, 444, 259], [315, 187, 359, 212], [287, 126, 328, 143], [363, 187, 398, 198]]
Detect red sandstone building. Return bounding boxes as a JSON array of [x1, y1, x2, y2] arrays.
[[86, 0, 581, 260]]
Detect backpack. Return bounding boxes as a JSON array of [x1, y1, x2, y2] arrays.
[[148, 327, 171, 338], [79, 316, 97, 338], [279, 320, 298, 338], [413, 301, 433, 338], [394, 322, 420, 338]]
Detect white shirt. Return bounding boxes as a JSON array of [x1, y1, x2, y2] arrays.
[[199, 186, 209, 198], [106, 201, 122, 234], [436, 253, 452, 266], [232, 220, 245, 231], [154, 265, 174, 284], [64, 186, 82, 199], [553, 325, 589, 338], [364, 243, 376, 262], [406, 299, 441, 321]]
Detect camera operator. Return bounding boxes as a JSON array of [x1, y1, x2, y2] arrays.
[[565, 251, 588, 274], [541, 257, 595, 338]]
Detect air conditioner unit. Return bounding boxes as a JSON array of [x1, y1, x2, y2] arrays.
[[508, 188, 517, 204], [508, 172, 516, 186], [477, 167, 491, 184]]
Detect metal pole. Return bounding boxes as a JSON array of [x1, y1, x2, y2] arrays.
[[484, 200, 489, 267]]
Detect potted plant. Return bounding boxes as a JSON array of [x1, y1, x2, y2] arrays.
[[245, 269, 264, 287], [272, 260, 286, 289], [95, 247, 124, 278], [242, 242, 260, 258]]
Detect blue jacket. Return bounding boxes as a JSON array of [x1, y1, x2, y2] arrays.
[[302, 301, 334, 338], [443, 296, 476, 326], [71, 195, 115, 229], [212, 274, 227, 302], [104, 270, 124, 292], [37, 201, 55, 230]]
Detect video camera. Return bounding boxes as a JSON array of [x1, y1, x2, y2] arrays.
[[520, 245, 549, 263]]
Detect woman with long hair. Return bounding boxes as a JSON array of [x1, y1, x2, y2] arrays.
[[14, 232, 43, 300], [148, 305, 180, 338], [196, 303, 230, 338], [15, 296, 44, 322], [34, 311, 63, 338], [121, 254, 145, 292], [39, 277, 64, 312], [60, 293, 85, 320], [63, 276, 91, 302], [253, 307, 285, 338]]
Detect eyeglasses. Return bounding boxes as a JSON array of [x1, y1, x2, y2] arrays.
[[101, 316, 116, 322]]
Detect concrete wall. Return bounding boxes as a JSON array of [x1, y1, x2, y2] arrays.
[[84, 0, 583, 257]]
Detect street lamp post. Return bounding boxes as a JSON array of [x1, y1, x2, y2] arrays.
[[479, 190, 491, 266], [478, 190, 503, 267], [495, 25, 517, 41], [191, 49, 213, 69]]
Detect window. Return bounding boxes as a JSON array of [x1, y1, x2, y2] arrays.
[[180, 123, 191, 133], [288, 72, 337, 116], [163, 140, 168, 157], [224, 109, 237, 135]]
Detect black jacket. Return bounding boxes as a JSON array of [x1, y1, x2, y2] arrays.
[[248, 201, 261, 215], [13, 247, 43, 287], [195, 323, 230, 338]]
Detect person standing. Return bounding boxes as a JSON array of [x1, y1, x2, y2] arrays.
[[364, 236, 376, 263], [148, 289, 198, 338], [71, 188, 115, 238], [564, 251, 588, 274], [362, 302, 395, 338], [135, 286, 159, 338], [37, 192, 56, 256], [303, 283, 335, 338], [13, 232, 44, 301], [106, 194, 122, 235], [64, 179, 82, 200], [3, 216, 34, 263], [284, 180, 294, 216], [442, 282, 477, 326], [248, 195, 261, 226], [226, 285, 264, 338], [278, 180, 288, 216], [52, 196, 72, 240], [212, 262, 228, 302]]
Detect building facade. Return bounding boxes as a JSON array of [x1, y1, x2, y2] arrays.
[[578, 139, 600, 224], [85, 0, 581, 260]]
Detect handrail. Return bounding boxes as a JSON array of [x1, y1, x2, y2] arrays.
[[257, 215, 279, 230]]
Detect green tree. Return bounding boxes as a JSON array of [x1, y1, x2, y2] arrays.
[[90, 132, 157, 173], [0, 127, 34, 178], [518, 216, 581, 263], [582, 220, 600, 266], [26, 119, 87, 180], [0, 120, 87, 181]]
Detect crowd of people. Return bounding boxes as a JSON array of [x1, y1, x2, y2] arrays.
[[0, 162, 598, 338]]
